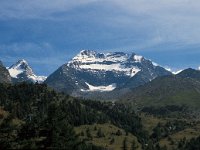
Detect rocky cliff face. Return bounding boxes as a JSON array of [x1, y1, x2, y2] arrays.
[[0, 61, 12, 83]]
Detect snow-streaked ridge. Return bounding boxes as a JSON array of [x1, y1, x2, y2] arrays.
[[68, 50, 149, 77], [78, 64, 141, 77], [164, 66, 183, 75], [173, 70, 183, 75], [81, 82, 116, 92], [28, 75, 47, 83], [72, 50, 128, 63]]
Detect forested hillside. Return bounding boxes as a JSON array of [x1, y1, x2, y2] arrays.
[[0, 83, 200, 149], [122, 73, 200, 110], [0, 83, 146, 149]]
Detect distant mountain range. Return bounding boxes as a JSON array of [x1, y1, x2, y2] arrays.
[[0, 50, 200, 105]]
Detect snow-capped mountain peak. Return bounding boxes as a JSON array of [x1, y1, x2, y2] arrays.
[[45, 50, 172, 99], [12, 59, 29, 68], [72, 50, 105, 62], [79, 50, 98, 57], [8, 59, 47, 83], [9, 59, 34, 78]]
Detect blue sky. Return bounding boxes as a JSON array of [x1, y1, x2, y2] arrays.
[[0, 0, 200, 75]]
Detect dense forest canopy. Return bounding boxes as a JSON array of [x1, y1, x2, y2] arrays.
[[0, 83, 200, 150]]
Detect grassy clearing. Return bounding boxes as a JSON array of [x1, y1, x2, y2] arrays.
[[159, 123, 200, 149], [75, 123, 142, 150], [140, 113, 167, 134]]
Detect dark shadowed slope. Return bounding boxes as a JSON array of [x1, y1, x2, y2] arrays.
[[0, 61, 11, 83], [122, 69, 200, 109]]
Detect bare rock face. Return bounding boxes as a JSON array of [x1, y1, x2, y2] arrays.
[[0, 61, 12, 83]]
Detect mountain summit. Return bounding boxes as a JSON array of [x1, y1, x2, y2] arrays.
[[68, 50, 142, 77], [45, 50, 172, 99], [8, 59, 47, 83]]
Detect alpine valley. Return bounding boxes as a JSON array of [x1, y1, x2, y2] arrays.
[[1, 50, 200, 150]]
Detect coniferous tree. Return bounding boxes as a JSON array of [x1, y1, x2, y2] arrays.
[[122, 137, 128, 150], [110, 137, 115, 145], [97, 128, 104, 138], [86, 128, 92, 140], [131, 139, 138, 150]]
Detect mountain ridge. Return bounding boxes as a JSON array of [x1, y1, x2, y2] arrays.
[[122, 68, 200, 109]]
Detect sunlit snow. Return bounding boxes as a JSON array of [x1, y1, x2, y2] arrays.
[[78, 64, 140, 77], [152, 62, 159, 66], [8, 59, 47, 83], [133, 55, 143, 62], [28, 75, 47, 83], [172, 70, 183, 74], [69, 50, 142, 77], [81, 82, 116, 92], [8, 68, 23, 78]]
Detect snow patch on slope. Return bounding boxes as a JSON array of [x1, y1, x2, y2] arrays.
[[152, 62, 159, 67], [9, 68, 23, 78], [173, 70, 183, 75], [78, 64, 140, 77], [29, 75, 47, 83], [133, 55, 143, 62], [81, 82, 116, 92], [164, 67, 172, 72], [164, 67, 183, 75]]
